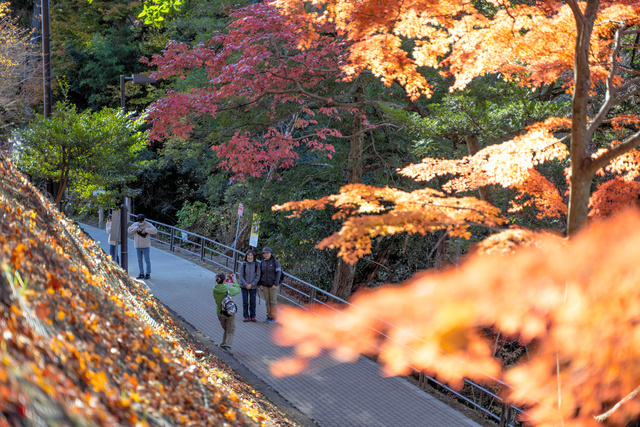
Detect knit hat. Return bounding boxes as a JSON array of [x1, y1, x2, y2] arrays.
[[136, 214, 145, 222], [215, 273, 225, 284], [262, 247, 273, 254]]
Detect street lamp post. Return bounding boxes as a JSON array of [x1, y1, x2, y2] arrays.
[[118, 74, 157, 273]]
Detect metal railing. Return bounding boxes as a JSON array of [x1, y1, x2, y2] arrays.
[[128, 214, 525, 426], [128, 214, 244, 272]]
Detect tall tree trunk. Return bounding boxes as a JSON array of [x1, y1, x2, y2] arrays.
[[331, 259, 357, 300], [54, 168, 68, 206], [465, 135, 494, 205], [352, 245, 391, 293], [566, 0, 600, 236], [331, 87, 364, 299], [434, 230, 451, 269]]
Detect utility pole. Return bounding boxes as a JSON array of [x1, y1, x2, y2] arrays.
[[119, 75, 129, 273], [117, 74, 156, 274], [42, 0, 51, 118]]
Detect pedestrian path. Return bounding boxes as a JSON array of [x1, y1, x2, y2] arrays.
[[83, 223, 481, 427]]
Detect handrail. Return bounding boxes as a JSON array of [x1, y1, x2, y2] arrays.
[[127, 213, 524, 426]]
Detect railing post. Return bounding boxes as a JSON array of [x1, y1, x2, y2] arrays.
[[170, 228, 175, 252], [200, 238, 205, 261], [499, 402, 509, 427], [309, 288, 317, 309]]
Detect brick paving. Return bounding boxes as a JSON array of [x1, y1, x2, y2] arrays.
[[84, 224, 481, 427]]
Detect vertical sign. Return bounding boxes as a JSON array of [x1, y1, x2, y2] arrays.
[[110, 209, 121, 245], [232, 203, 243, 274], [249, 213, 260, 247]]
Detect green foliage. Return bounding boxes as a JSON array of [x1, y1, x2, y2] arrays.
[[137, 0, 182, 27], [175, 201, 216, 237], [52, 0, 167, 110], [12, 101, 147, 206], [386, 76, 571, 159]]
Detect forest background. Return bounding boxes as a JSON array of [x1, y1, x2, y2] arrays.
[[2, 0, 640, 424], [0, 0, 542, 295], [3, 0, 600, 297]]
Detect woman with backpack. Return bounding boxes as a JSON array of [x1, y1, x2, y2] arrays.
[[239, 250, 260, 322], [212, 272, 240, 351]]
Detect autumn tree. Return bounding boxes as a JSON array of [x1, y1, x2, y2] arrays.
[[273, 0, 640, 259], [0, 2, 38, 142], [272, 210, 640, 426], [264, 1, 640, 424], [12, 102, 147, 205]]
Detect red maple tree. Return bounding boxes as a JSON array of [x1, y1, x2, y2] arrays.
[[143, 2, 419, 180]]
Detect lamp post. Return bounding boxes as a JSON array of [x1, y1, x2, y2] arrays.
[[118, 74, 157, 273]]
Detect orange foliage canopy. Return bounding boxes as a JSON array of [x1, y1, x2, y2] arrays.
[[275, 0, 640, 99], [272, 0, 640, 260], [272, 210, 640, 426], [401, 117, 571, 219], [274, 183, 505, 263]]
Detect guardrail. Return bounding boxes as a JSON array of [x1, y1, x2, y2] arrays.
[[128, 213, 525, 426]]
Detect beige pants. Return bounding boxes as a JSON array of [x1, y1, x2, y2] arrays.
[[262, 286, 279, 319], [218, 314, 236, 348]]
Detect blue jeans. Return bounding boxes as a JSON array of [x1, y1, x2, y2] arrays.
[[136, 247, 151, 275], [241, 287, 257, 319], [109, 244, 119, 263]]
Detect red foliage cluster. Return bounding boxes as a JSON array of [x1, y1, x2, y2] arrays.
[[143, 2, 361, 178]]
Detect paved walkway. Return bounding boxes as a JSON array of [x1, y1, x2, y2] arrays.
[[83, 223, 481, 427]]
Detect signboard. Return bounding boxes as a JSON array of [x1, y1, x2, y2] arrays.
[[238, 203, 244, 217], [249, 213, 260, 247], [110, 209, 121, 245]]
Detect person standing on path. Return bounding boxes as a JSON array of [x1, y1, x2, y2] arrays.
[[127, 214, 157, 279], [258, 247, 282, 323], [239, 249, 260, 322], [105, 215, 119, 263], [213, 272, 240, 350]]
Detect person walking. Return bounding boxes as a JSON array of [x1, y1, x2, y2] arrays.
[[127, 214, 157, 279], [213, 272, 240, 350], [239, 249, 260, 322], [105, 215, 119, 263], [258, 247, 282, 323]]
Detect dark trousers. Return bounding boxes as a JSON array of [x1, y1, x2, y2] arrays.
[[241, 287, 257, 319], [109, 244, 119, 263]]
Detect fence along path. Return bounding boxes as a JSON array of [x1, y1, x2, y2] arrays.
[[86, 217, 519, 426]]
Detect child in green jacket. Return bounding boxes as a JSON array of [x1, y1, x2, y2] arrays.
[[213, 273, 240, 350]]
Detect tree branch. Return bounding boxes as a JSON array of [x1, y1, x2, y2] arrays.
[[588, 24, 625, 136], [587, 130, 640, 176], [594, 383, 640, 422], [565, 0, 585, 26]]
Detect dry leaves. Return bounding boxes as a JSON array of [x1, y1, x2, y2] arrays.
[[0, 156, 296, 426]]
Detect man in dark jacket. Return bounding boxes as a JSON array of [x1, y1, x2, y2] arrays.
[[258, 247, 281, 323]]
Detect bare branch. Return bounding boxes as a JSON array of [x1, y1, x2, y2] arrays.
[[588, 24, 625, 136], [595, 384, 640, 422], [587, 130, 640, 176]]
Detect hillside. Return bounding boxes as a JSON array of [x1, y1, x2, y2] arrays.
[[0, 154, 297, 426]]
